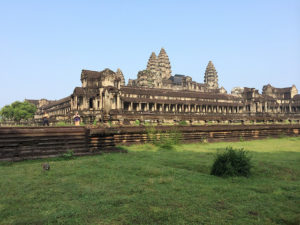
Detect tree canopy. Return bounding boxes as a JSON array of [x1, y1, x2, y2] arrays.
[[0, 101, 37, 122]]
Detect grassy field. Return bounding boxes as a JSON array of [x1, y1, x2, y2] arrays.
[[0, 137, 300, 225]]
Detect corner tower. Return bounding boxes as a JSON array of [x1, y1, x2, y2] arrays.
[[204, 61, 218, 88], [116, 68, 125, 86]]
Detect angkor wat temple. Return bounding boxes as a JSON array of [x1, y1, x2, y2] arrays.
[[27, 48, 300, 124]]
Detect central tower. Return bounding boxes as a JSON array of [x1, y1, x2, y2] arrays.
[[204, 61, 218, 88], [157, 48, 172, 80]]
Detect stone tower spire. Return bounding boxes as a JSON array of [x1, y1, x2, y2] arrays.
[[116, 68, 125, 86], [146, 52, 158, 74], [157, 48, 172, 80], [204, 61, 218, 88]]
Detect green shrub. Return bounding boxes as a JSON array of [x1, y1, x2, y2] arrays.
[[211, 147, 252, 177], [146, 126, 158, 144], [93, 119, 97, 126], [146, 126, 182, 150], [200, 136, 208, 143], [178, 120, 188, 126], [62, 150, 74, 160]]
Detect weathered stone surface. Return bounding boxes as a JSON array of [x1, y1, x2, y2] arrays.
[[1, 125, 300, 161]]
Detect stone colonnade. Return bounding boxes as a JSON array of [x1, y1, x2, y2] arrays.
[[123, 101, 242, 114]]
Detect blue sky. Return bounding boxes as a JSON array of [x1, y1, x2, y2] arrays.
[[0, 0, 299, 108]]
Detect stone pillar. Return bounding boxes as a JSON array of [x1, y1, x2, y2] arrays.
[[117, 96, 121, 109], [130, 102, 133, 111], [260, 103, 263, 113], [75, 96, 78, 109]]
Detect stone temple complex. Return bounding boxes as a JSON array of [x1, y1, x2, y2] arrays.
[[27, 48, 300, 125]]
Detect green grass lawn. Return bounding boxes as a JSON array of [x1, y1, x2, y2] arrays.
[[1, 137, 300, 225]]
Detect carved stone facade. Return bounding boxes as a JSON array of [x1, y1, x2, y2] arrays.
[[31, 48, 300, 124]]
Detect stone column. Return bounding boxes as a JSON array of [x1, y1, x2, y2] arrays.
[[75, 96, 78, 109], [117, 96, 121, 109], [130, 102, 133, 111]]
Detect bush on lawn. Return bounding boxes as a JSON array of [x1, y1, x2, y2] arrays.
[[146, 126, 182, 150], [211, 147, 252, 177]]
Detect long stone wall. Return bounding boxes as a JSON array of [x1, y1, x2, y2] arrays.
[[0, 127, 90, 161], [0, 124, 299, 161]]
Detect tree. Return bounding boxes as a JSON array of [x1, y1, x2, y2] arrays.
[[0, 101, 37, 122]]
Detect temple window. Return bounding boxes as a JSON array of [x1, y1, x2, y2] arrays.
[[78, 97, 83, 106], [124, 102, 130, 111], [89, 98, 93, 109]]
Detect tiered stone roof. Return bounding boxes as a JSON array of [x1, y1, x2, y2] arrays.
[[146, 52, 158, 74], [121, 86, 240, 101], [157, 48, 172, 80], [41, 96, 71, 110], [81, 68, 115, 80], [204, 61, 218, 88]]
